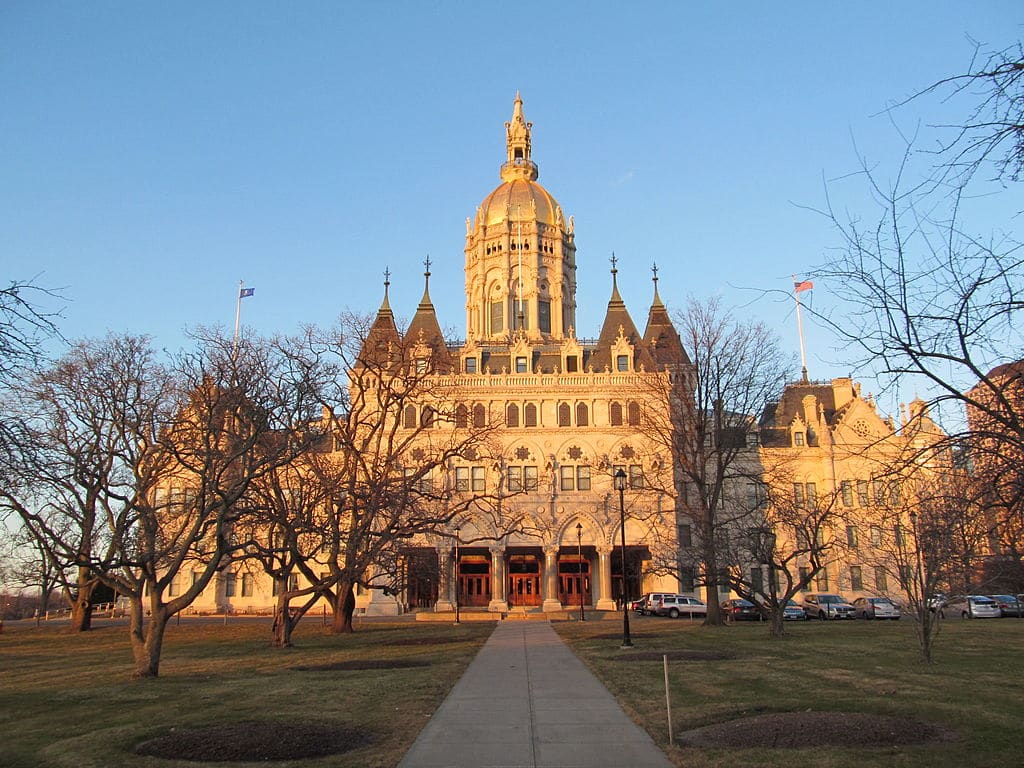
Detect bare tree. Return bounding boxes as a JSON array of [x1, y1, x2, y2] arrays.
[[286, 315, 504, 635], [641, 297, 792, 626], [725, 475, 845, 637]]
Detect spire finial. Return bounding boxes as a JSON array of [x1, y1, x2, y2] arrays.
[[651, 262, 663, 307], [424, 255, 432, 279], [379, 267, 393, 313], [502, 92, 537, 182]]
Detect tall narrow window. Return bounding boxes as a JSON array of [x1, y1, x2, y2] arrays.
[[524, 403, 538, 427], [627, 401, 641, 426], [565, 355, 578, 372], [575, 402, 589, 426], [857, 480, 870, 506], [403, 405, 417, 429], [473, 404, 486, 428], [793, 483, 806, 508], [610, 402, 623, 426], [421, 406, 435, 428], [874, 566, 888, 591], [538, 300, 551, 334], [850, 566, 863, 591], [576, 466, 591, 491], [629, 464, 643, 489], [677, 524, 692, 547], [506, 403, 519, 427], [846, 525, 859, 548], [558, 403, 571, 427], [490, 301, 504, 334], [455, 467, 470, 491], [560, 465, 575, 491], [471, 466, 485, 492], [464, 357, 477, 374], [515, 356, 528, 373], [841, 480, 853, 507], [455, 404, 469, 428], [616, 354, 629, 372], [225, 572, 237, 597]]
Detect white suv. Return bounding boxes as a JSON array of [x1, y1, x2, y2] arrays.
[[653, 594, 708, 619]]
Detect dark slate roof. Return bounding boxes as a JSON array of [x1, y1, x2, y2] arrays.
[[404, 272, 456, 373], [588, 271, 656, 373], [643, 281, 689, 368]]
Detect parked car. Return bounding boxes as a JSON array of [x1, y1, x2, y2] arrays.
[[783, 599, 807, 621], [852, 596, 902, 620], [636, 592, 675, 615], [629, 598, 645, 613], [653, 595, 707, 619], [987, 594, 1024, 617], [720, 598, 761, 621], [802, 593, 856, 620], [941, 595, 1001, 619]]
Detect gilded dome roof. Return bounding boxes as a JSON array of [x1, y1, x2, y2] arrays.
[[478, 178, 561, 228]]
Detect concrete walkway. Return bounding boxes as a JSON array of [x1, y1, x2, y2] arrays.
[[397, 620, 674, 768]]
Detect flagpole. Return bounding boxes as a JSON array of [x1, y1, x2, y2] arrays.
[[234, 280, 244, 349], [793, 275, 808, 383]]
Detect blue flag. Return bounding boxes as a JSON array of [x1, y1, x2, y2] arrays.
[[239, 287, 255, 299]]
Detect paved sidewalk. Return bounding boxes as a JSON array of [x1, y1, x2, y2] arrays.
[[398, 620, 674, 768]]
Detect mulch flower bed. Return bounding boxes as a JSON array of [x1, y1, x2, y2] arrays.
[[135, 721, 372, 762], [677, 711, 958, 749], [292, 659, 429, 671]]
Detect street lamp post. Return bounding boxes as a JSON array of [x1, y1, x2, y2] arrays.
[[454, 527, 461, 625], [614, 469, 633, 648], [576, 521, 585, 622]]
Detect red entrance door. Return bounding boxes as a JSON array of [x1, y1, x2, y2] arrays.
[[508, 574, 541, 606]]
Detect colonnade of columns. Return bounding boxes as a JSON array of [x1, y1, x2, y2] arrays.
[[435, 544, 620, 613]]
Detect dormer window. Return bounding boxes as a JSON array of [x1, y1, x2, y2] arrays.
[[515, 356, 528, 373], [616, 355, 629, 372], [565, 355, 578, 372], [793, 431, 805, 446], [465, 358, 477, 374], [415, 358, 428, 374]]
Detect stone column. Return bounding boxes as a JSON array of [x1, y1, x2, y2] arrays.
[[434, 549, 455, 613], [596, 545, 616, 610], [542, 545, 562, 612], [488, 545, 508, 613]]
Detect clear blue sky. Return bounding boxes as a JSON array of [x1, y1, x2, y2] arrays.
[[2, 3, 1020, 416]]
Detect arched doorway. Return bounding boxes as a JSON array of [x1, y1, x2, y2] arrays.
[[457, 555, 491, 607], [558, 554, 591, 606]]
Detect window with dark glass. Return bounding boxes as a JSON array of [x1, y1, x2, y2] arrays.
[[506, 403, 519, 427], [490, 301, 504, 333], [558, 402, 571, 426], [524, 403, 538, 427], [538, 300, 551, 333], [403, 405, 417, 429], [616, 354, 629, 371], [515, 356, 528, 373], [565, 355, 578, 372], [627, 401, 641, 426], [464, 357, 477, 373], [473, 404, 486, 428], [455, 404, 468, 428], [575, 402, 588, 426], [610, 402, 623, 426]]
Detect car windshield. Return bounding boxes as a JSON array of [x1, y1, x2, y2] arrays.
[[818, 595, 845, 603], [870, 598, 892, 605], [971, 597, 995, 604]]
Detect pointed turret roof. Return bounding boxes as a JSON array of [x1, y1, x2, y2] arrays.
[[404, 257, 455, 373], [360, 270, 401, 366], [589, 256, 655, 372], [643, 263, 689, 368]]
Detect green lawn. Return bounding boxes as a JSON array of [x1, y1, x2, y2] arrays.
[[2, 614, 1022, 767], [556, 614, 1024, 768], [0, 616, 492, 768]]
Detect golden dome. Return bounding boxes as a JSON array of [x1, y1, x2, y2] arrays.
[[478, 178, 561, 228]]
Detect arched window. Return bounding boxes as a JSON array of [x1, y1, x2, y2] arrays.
[[627, 401, 641, 426], [455, 404, 469, 429], [403, 405, 417, 429], [473, 404, 487, 428], [524, 403, 538, 427], [506, 403, 520, 427], [575, 402, 589, 427], [610, 402, 623, 426], [421, 405, 435, 428], [558, 402, 571, 427]]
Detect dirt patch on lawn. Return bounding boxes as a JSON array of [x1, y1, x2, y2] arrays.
[[382, 636, 467, 646], [677, 711, 957, 749], [134, 721, 372, 762], [292, 659, 429, 671], [616, 649, 735, 661]]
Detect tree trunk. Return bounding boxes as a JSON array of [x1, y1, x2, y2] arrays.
[[271, 595, 297, 648], [129, 595, 170, 678], [69, 567, 95, 632], [701, 518, 725, 626], [769, 609, 785, 638], [331, 580, 356, 634]]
